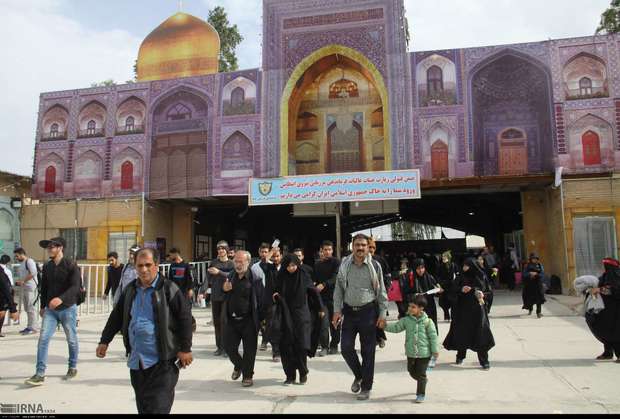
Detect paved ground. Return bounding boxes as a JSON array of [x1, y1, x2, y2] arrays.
[[0, 290, 618, 414]]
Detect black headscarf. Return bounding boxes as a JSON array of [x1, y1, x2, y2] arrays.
[[277, 254, 306, 307]]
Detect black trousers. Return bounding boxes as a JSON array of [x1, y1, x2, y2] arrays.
[[341, 304, 377, 391], [280, 341, 308, 380], [130, 359, 179, 414], [457, 349, 489, 366], [261, 305, 280, 356], [211, 301, 224, 350], [224, 316, 258, 379], [407, 357, 431, 395]]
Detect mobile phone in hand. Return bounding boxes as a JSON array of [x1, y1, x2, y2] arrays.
[[272, 239, 280, 249], [175, 358, 183, 369]]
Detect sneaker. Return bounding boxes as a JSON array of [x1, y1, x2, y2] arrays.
[[428, 357, 437, 369], [351, 378, 362, 393], [25, 375, 45, 386], [242, 378, 253, 387], [318, 348, 328, 357], [231, 369, 241, 381], [357, 390, 370, 401], [63, 368, 77, 380], [259, 343, 268, 351], [415, 394, 426, 404], [19, 328, 30, 334]]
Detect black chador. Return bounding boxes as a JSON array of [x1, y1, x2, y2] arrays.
[[443, 258, 495, 368], [410, 259, 440, 331], [522, 255, 546, 316], [437, 251, 459, 321], [586, 258, 620, 360], [272, 254, 325, 383]]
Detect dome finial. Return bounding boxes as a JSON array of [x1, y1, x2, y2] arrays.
[[178, 0, 183, 12]]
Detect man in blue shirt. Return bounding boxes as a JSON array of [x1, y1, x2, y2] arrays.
[[97, 248, 193, 414]]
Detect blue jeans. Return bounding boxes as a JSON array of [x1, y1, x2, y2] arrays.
[[36, 305, 79, 376]]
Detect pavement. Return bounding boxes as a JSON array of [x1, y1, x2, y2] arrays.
[[0, 290, 618, 414]]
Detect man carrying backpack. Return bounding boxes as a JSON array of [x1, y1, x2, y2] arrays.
[[25, 237, 81, 387], [14, 248, 40, 335]]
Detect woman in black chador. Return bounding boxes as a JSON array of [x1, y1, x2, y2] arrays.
[[443, 258, 495, 370], [437, 251, 459, 321], [586, 258, 620, 361], [406, 258, 441, 332], [522, 253, 546, 318], [272, 254, 325, 384]]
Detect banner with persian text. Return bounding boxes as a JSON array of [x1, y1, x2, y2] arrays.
[[248, 170, 421, 206]]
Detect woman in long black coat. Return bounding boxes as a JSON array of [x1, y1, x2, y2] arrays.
[[272, 254, 325, 384], [586, 258, 620, 361], [405, 259, 441, 332], [522, 253, 546, 318], [443, 258, 495, 369], [437, 251, 459, 321], [475, 254, 494, 314]]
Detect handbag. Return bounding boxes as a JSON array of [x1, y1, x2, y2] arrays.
[[388, 279, 403, 302]]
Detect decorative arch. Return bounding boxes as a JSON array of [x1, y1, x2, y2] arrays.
[[116, 96, 146, 133], [38, 152, 64, 195], [280, 44, 391, 176], [416, 54, 457, 106], [563, 52, 608, 99], [78, 101, 107, 137], [41, 104, 69, 140], [567, 113, 614, 167], [469, 48, 555, 175], [74, 150, 103, 194], [151, 84, 213, 121], [221, 131, 254, 178], [113, 147, 143, 192], [222, 76, 257, 115], [44, 166, 56, 194]]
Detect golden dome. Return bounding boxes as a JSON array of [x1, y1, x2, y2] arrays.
[[137, 12, 220, 82]]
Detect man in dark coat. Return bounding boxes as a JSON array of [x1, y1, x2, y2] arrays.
[[437, 251, 459, 321], [586, 258, 620, 361], [272, 254, 325, 384], [522, 253, 546, 318], [443, 258, 495, 370]]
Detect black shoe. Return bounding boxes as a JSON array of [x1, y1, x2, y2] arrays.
[[259, 342, 268, 351], [456, 358, 464, 365], [318, 348, 328, 357], [242, 378, 253, 387], [528, 310, 533, 316], [299, 374, 307, 385], [283, 378, 295, 385], [214, 348, 224, 356], [351, 378, 362, 393], [231, 369, 241, 381], [596, 352, 613, 360], [378, 339, 386, 348], [481, 364, 490, 370], [537, 313, 543, 319], [357, 390, 370, 400], [272, 355, 281, 363]]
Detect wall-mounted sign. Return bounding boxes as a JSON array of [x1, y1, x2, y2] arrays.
[[249, 170, 421, 206]]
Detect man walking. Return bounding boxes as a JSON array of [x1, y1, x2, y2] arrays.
[[222, 250, 264, 387], [103, 252, 123, 302], [113, 245, 140, 306], [97, 247, 193, 414], [25, 237, 80, 386], [168, 248, 196, 331], [314, 240, 341, 356], [13, 248, 39, 335], [332, 234, 388, 401], [204, 240, 234, 356]]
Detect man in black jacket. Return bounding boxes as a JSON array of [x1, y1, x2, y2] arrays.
[[96, 247, 193, 414], [25, 237, 81, 386], [222, 250, 264, 387], [314, 240, 341, 355], [168, 248, 195, 332]]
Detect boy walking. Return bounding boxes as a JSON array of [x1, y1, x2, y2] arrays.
[[385, 295, 438, 404]]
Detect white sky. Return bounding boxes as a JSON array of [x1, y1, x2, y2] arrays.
[[0, 0, 610, 176]]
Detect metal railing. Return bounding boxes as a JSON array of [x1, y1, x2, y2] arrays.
[[6, 261, 210, 325], [115, 125, 145, 135]]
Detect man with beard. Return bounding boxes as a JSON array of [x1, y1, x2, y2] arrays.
[[437, 251, 459, 321], [522, 253, 546, 318], [314, 240, 341, 356], [443, 258, 495, 370], [586, 258, 620, 361]]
